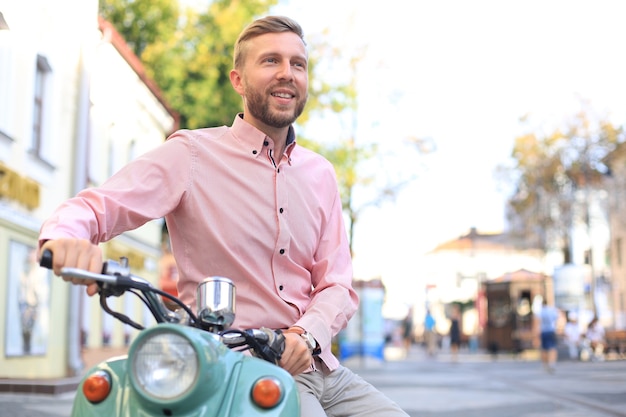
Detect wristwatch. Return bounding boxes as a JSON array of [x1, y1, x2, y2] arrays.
[[285, 327, 321, 355]]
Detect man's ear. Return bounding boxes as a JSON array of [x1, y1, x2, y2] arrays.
[[230, 69, 244, 95]]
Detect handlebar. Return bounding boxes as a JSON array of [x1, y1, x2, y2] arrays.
[[39, 248, 54, 269], [40, 249, 151, 289], [39, 249, 285, 364], [39, 249, 186, 325]]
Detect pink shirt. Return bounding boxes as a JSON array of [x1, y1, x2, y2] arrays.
[[40, 115, 359, 370]]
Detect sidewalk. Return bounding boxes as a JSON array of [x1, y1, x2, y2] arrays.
[[0, 346, 127, 395], [347, 345, 626, 417]]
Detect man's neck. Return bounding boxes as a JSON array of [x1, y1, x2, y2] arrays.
[[242, 114, 289, 162]]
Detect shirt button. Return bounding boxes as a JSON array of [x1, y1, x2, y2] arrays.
[[279, 208, 284, 213], [252, 150, 258, 155], [279, 285, 284, 291], [264, 140, 269, 146], [279, 249, 285, 255]]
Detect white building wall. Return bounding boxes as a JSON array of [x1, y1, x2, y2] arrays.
[[82, 30, 176, 350], [0, 0, 99, 379], [0, 0, 176, 379]]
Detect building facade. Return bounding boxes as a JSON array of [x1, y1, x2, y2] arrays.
[[412, 228, 552, 345], [0, 1, 177, 379], [604, 143, 626, 329]]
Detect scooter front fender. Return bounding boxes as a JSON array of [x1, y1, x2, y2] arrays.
[[71, 324, 300, 416]]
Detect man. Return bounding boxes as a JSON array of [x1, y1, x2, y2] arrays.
[[538, 299, 559, 372], [39, 15, 408, 416], [563, 312, 581, 360], [424, 309, 437, 356]]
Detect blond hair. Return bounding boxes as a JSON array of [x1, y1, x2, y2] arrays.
[[233, 16, 305, 69]]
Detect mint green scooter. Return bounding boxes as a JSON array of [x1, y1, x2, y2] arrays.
[[40, 251, 300, 416]]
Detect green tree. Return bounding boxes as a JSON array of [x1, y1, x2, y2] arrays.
[[99, 0, 180, 57], [298, 44, 426, 255], [101, 0, 277, 129], [505, 103, 624, 263]]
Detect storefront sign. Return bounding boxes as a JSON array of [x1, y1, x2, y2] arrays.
[[105, 243, 146, 270], [0, 163, 40, 209]]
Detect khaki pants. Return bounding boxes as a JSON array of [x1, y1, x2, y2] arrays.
[[294, 359, 409, 417], [425, 330, 437, 355]]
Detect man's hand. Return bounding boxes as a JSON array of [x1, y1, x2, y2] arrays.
[[278, 332, 313, 375], [39, 238, 102, 296]]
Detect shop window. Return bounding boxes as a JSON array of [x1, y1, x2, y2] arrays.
[[0, 13, 13, 141], [517, 290, 533, 329], [30, 54, 52, 158]]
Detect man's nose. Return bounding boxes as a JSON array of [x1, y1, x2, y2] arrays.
[[276, 62, 294, 80]]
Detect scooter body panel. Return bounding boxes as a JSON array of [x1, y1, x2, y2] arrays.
[[71, 323, 300, 417]]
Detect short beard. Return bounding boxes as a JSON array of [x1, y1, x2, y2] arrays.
[[246, 86, 307, 128]]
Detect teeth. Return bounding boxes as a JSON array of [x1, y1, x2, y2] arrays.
[[273, 93, 292, 98]]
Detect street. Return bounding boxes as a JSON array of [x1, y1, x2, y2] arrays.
[[1, 346, 625, 417], [350, 347, 626, 417]]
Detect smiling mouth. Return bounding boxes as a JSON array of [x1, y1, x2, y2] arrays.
[[272, 92, 294, 99]]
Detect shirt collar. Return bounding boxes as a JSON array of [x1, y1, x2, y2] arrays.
[[231, 113, 297, 163]]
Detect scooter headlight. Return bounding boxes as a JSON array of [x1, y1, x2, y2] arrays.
[[131, 331, 199, 400]]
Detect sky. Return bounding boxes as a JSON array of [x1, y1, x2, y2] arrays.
[[267, 0, 626, 312]]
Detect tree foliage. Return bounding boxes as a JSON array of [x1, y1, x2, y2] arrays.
[[99, 0, 180, 57], [297, 43, 423, 254], [505, 104, 624, 261], [100, 0, 277, 129]]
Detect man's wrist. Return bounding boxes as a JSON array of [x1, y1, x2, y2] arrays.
[[285, 326, 321, 355]]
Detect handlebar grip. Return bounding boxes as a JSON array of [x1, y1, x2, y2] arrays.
[[40, 249, 53, 269], [39, 248, 108, 275]]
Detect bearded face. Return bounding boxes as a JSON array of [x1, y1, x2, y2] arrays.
[[243, 80, 308, 128], [230, 32, 309, 132]]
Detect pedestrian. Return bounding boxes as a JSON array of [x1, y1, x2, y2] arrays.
[[402, 307, 414, 354], [585, 316, 605, 361], [158, 226, 179, 311], [37, 15, 408, 417], [424, 309, 437, 356], [563, 312, 581, 360], [449, 307, 461, 362], [537, 299, 559, 373]]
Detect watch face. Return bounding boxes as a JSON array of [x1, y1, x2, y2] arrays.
[[302, 332, 321, 355], [305, 333, 315, 347]]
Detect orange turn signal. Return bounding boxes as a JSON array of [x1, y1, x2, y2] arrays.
[[82, 370, 112, 403], [251, 377, 283, 409]]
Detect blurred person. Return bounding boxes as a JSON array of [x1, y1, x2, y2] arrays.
[[37, 15, 408, 417], [402, 307, 414, 354], [158, 232, 179, 311], [563, 312, 581, 360], [448, 307, 461, 362], [538, 299, 559, 373], [585, 316, 605, 361], [424, 309, 437, 356]]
